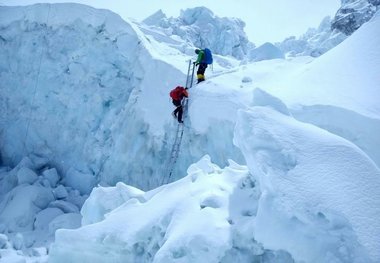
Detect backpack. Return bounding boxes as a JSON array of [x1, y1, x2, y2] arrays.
[[170, 86, 183, 100], [203, 48, 213, 64]]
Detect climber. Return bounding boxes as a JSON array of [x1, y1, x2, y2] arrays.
[[194, 48, 213, 84], [170, 86, 189, 124]]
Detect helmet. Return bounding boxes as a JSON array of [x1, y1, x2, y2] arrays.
[[195, 49, 200, 54]]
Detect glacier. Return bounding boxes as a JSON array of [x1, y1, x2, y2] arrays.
[[141, 7, 254, 60], [1, 2, 380, 263]]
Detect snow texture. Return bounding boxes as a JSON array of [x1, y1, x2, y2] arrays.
[[49, 156, 294, 263], [234, 104, 380, 262]]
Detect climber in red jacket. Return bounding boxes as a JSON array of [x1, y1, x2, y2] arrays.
[[169, 86, 189, 123]]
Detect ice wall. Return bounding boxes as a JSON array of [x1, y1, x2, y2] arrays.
[[0, 4, 187, 190], [0, 4, 247, 191]]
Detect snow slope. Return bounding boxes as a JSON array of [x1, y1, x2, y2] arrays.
[[205, 11, 380, 167], [234, 103, 380, 262], [281, 10, 380, 119]]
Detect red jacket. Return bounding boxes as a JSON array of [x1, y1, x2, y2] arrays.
[[170, 86, 188, 101]]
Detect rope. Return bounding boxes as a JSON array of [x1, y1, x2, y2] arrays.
[[23, 4, 51, 153]]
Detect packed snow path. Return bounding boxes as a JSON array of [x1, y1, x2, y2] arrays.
[[162, 61, 196, 184]]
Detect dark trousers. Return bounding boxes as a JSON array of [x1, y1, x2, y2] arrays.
[[197, 63, 208, 83], [172, 99, 183, 122]]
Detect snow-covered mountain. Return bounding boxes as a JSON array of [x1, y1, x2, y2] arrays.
[[1, 3, 379, 263], [141, 7, 254, 60], [277, 0, 380, 57], [332, 0, 379, 35], [276, 16, 347, 57]]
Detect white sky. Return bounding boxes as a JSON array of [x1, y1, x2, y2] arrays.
[[1, 0, 340, 44]]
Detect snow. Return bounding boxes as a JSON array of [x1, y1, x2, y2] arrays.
[[249, 42, 284, 61], [280, 10, 380, 120], [1, 2, 379, 263], [141, 7, 253, 60], [50, 156, 287, 263], [81, 182, 144, 225], [234, 104, 380, 262], [50, 96, 380, 261], [276, 16, 347, 57], [332, 0, 378, 35]]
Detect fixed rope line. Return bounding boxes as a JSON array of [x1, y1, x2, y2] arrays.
[[162, 60, 196, 185], [23, 5, 51, 153]]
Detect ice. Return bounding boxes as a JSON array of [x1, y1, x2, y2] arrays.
[[277, 1, 379, 57], [49, 156, 257, 262], [42, 168, 60, 188], [49, 200, 79, 213], [50, 154, 298, 262], [0, 185, 54, 232], [0, 249, 27, 263], [0, 234, 8, 249], [63, 168, 95, 195], [52, 185, 68, 199], [142, 7, 253, 60], [34, 208, 64, 231], [81, 182, 144, 225], [0, 3, 191, 190], [332, 0, 378, 35], [48, 213, 82, 236], [12, 233, 24, 250], [0, 156, 87, 262], [276, 16, 347, 57], [234, 102, 380, 262], [16, 167, 38, 185]]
